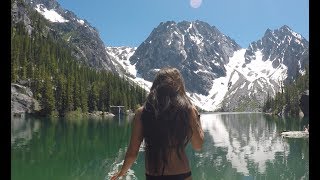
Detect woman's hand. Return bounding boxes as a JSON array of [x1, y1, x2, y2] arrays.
[[110, 171, 124, 180], [110, 107, 143, 180]]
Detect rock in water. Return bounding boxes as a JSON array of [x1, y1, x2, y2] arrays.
[[281, 131, 309, 138]]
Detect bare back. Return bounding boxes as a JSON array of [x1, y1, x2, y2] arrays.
[[143, 105, 203, 177]]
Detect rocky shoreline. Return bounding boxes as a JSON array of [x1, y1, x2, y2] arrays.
[[11, 83, 136, 119], [11, 83, 41, 117], [87, 111, 115, 118]]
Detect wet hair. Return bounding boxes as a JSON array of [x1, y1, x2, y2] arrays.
[[141, 67, 193, 174]]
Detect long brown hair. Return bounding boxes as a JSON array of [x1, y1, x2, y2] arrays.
[[141, 67, 193, 174]]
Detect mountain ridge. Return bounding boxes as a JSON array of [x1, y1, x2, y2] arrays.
[[19, 0, 117, 72], [107, 20, 308, 112], [13, 0, 308, 112], [129, 20, 241, 95]]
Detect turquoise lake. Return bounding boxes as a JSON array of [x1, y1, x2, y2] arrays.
[[11, 113, 309, 180]]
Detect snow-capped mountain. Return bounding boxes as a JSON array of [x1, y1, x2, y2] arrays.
[[130, 20, 241, 95], [106, 46, 153, 91], [16, 0, 116, 72], [244, 25, 309, 83], [14, 0, 308, 112], [217, 25, 309, 111], [108, 21, 308, 112], [106, 47, 137, 78]]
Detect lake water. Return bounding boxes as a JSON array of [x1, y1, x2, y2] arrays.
[[11, 113, 309, 180]]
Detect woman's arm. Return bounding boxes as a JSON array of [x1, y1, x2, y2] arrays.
[[190, 106, 204, 151], [111, 107, 144, 180]]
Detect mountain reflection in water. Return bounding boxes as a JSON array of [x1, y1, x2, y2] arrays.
[[11, 113, 309, 180]]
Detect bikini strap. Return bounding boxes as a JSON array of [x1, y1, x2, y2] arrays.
[[161, 164, 165, 176]]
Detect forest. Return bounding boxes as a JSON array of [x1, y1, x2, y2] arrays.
[[11, 5, 147, 117], [262, 65, 309, 117]]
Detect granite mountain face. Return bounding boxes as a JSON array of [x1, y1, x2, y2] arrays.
[[14, 0, 116, 72], [129, 20, 241, 95], [244, 25, 309, 83], [105, 46, 137, 78], [219, 25, 309, 111], [109, 22, 308, 111]]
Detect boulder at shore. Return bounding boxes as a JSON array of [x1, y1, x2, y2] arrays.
[[11, 83, 40, 116], [299, 90, 309, 117], [88, 111, 115, 118], [281, 131, 309, 138]]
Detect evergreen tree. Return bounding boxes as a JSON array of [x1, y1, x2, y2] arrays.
[[88, 83, 98, 112], [55, 75, 67, 116], [11, 4, 147, 117], [80, 85, 88, 113], [73, 75, 81, 111], [40, 74, 55, 115], [262, 65, 309, 117]]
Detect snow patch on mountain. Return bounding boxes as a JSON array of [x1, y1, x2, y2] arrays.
[[188, 48, 288, 111], [77, 19, 84, 25], [132, 77, 153, 92], [188, 50, 245, 111], [106, 47, 137, 76], [242, 51, 288, 83], [106, 47, 152, 92], [108, 47, 287, 111], [35, 4, 68, 23], [107, 23, 307, 112]]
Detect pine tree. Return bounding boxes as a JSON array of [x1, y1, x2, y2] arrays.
[[88, 83, 98, 112], [55, 74, 67, 116], [41, 74, 55, 115], [80, 85, 88, 113], [66, 75, 74, 111], [11, 5, 148, 117], [73, 75, 81, 111]]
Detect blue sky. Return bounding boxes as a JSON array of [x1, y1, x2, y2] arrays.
[[57, 0, 309, 48]]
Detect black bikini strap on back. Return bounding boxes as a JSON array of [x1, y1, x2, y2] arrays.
[[161, 164, 165, 176]]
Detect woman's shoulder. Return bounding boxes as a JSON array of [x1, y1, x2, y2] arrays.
[[132, 107, 144, 127], [136, 106, 144, 112], [134, 106, 144, 117], [188, 104, 198, 114]]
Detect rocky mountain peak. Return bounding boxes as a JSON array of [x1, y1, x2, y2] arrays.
[[279, 25, 291, 31], [244, 25, 308, 83], [129, 20, 241, 95], [279, 25, 296, 35], [18, 0, 117, 72], [110, 23, 308, 111], [25, 0, 60, 9]]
